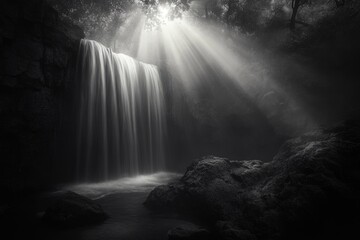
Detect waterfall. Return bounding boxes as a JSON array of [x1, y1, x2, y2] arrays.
[[76, 39, 166, 182]]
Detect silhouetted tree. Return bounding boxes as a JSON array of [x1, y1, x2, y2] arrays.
[[47, 0, 135, 43], [200, 0, 223, 20], [334, 0, 346, 8], [225, 0, 239, 25], [140, 0, 191, 13], [290, 0, 311, 30]]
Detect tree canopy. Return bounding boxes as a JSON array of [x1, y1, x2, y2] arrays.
[[47, 0, 360, 45]]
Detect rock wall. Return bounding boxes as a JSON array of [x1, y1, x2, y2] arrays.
[[0, 0, 84, 198]]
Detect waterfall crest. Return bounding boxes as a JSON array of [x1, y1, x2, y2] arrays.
[[76, 39, 166, 182]]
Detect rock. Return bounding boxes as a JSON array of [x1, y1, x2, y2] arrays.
[[26, 61, 43, 81], [3, 50, 29, 76], [0, 0, 84, 194], [14, 39, 44, 61], [216, 221, 257, 240], [168, 224, 211, 240], [42, 191, 107, 227], [0, 75, 18, 88], [145, 121, 360, 239]]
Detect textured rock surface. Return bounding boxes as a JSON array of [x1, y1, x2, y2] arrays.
[[0, 0, 84, 197], [145, 121, 360, 239], [168, 224, 211, 240], [43, 191, 107, 227], [215, 221, 257, 240]]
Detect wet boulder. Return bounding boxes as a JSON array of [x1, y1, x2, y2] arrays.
[[145, 121, 360, 239], [43, 191, 107, 227], [216, 221, 257, 240], [168, 224, 211, 240]]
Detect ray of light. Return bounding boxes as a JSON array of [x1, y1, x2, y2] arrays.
[[111, 6, 317, 135]]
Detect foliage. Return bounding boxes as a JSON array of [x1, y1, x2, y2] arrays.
[[47, 0, 135, 44], [194, 0, 285, 32], [47, 0, 360, 43], [47, 0, 193, 38], [334, 0, 346, 8], [192, 0, 359, 32], [139, 0, 192, 29]]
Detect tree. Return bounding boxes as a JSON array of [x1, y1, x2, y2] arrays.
[[139, 0, 191, 29], [224, 0, 239, 25], [290, 0, 311, 30], [47, 0, 135, 43], [140, 0, 191, 16], [334, 0, 346, 8]]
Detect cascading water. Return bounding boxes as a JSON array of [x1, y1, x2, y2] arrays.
[[75, 39, 166, 182]]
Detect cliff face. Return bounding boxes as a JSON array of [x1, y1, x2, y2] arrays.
[[0, 0, 84, 197]]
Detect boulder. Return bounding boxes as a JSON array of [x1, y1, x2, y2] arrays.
[[216, 221, 257, 240], [42, 191, 107, 227], [168, 224, 211, 240], [145, 121, 360, 239]]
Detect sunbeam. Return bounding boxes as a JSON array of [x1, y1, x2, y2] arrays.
[[111, 5, 317, 135]]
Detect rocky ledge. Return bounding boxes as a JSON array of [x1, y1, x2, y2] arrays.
[[145, 121, 360, 239]]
